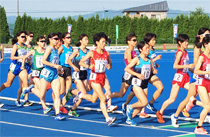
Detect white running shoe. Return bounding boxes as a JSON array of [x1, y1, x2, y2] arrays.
[[107, 105, 118, 113], [171, 114, 179, 128]]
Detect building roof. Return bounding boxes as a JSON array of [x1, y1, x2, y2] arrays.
[[123, 1, 169, 12]]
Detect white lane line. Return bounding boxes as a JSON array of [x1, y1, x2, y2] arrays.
[[0, 108, 195, 135], [0, 121, 110, 137], [168, 133, 197, 137], [157, 122, 197, 128]]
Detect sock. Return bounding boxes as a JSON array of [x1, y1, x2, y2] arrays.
[[106, 117, 110, 122], [43, 107, 45, 110], [24, 100, 28, 102], [174, 115, 178, 119], [193, 100, 197, 105], [197, 125, 202, 128], [78, 92, 82, 98]]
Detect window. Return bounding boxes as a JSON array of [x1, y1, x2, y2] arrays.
[[151, 14, 156, 19]]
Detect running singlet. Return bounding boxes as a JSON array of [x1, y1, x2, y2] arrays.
[[90, 49, 108, 73], [73, 48, 89, 71], [12, 43, 27, 63], [132, 56, 151, 87], [59, 44, 73, 67], [33, 49, 44, 71], [26, 44, 34, 63], [44, 46, 59, 71], [124, 49, 137, 66], [175, 49, 189, 73], [148, 49, 157, 67]]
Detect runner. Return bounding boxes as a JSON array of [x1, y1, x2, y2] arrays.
[[20, 36, 53, 114], [156, 34, 194, 123], [78, 32, 116, 126], [0, 31, 31, 107], [108, 33, 137, 116], [171, 27, 210, 128], [125, 41, 157, 126], [193, 34, 210, 134]]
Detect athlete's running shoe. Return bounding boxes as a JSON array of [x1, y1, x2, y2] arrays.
[[106, 117, 117, 126], [194, 127, 208, 134], [204, 115, 210, 123], [139, 112, 151, 118], [23, 100, 33, 107], [107, 105, 118, 113], [73, 91, 81, 103], [122, 103, 126, 116], [146, 103, 157, 112], [43, 107, 52, 114], [171, 114, 179, 127], [20, 84, 34, 99], [156, 111, 165, 123], [68, 110, 79, 117], [65, 88, 73, 102], [126, 118, 137, 126], [0, 103, 4, 108], [55, 113, 66, 121], [126, 105, 133, 119], [186, 96, 196, 112], [182, 108, 190, 117], [15, 100, 21, 107], [60, 106, 68, 114]]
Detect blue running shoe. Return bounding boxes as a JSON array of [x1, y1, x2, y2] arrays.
[[73, 91, 81, 103], [106, 117, 117, 126], [126, 118, 137, 126], [122, 103, 126, 116], [55, 113, 66, 121], [146, 103, 157, 112], [126, 105, 133, 119], [20, 84, 34, 99], [43, 107, 52, 114]]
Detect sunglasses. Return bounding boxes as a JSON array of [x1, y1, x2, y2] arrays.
[[65, 36, 71, 39], [131, 39, 137, 42], [29, 35, 34, 38], [20, 36, 26, 38], [39, 40, 46, 43], [51, 37, 59, 41]]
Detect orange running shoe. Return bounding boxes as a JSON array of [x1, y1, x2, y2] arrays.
[[186, 96, 196, 111], [182, 108, 190, 117], [194, 127, 208, 134], [60, 106, 68, 114], [156, 111, 165, 123], [139, 112, 151, 118]]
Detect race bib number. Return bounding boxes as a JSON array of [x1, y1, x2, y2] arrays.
[[95, 60, 108, 73], [131, 77, 142, 87], [17, 50, 27, 62], [72, 71, 79, 79], [41, 68, 50, 77], [204, 64, 210, 80], [173, 73, 183, 82], [36, 56, 43, 68], [89, 72, 96, 80], [193, 74, 198, 80], [65, 53, 71, 64], [32, 70, 40, 77], [123, 72, 131, 80], [196, 77, 203, 85], [141, 65, 151, 79], [52, 56, 59, 65], [9, 63, 16, 71]]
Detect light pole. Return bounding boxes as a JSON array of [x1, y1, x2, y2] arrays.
[[103, 10, 108, 18], [17, 0, 19, 16]]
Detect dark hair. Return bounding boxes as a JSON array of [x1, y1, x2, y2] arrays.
[[75, 34, 88, 47], [46, 32, 58, 44], [62, 32, 70, 39], [36, 36, 45, 42], [93, 32, 107, 46], [177, 34, 189, 46], [202, 34, 210, 48], [57, 32, 63, 44], [126, 33, 136, 44], [27, 31, 34, 36], [137, 41, 147, 53], [194, 27, 210, 48], [144, 33, 156, 44], [12, 30, 27, 45]]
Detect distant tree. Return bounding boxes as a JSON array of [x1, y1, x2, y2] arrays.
[[0, 6, 10, 43], [190, 7, 205, 16]]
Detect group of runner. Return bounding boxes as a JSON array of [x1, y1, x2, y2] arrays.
[[0, 27, 210, 134]]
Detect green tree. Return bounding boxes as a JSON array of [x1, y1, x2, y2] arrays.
[[0, 6, 10, 43], [190, 7, 205, 16]]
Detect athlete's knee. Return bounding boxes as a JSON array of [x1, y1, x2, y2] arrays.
[[119, 93, 125, 98], [4, 83, 12, 88], [141, 100, 148, 107]]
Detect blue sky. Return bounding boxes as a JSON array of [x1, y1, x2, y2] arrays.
[[0, 0, 209, 18]]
